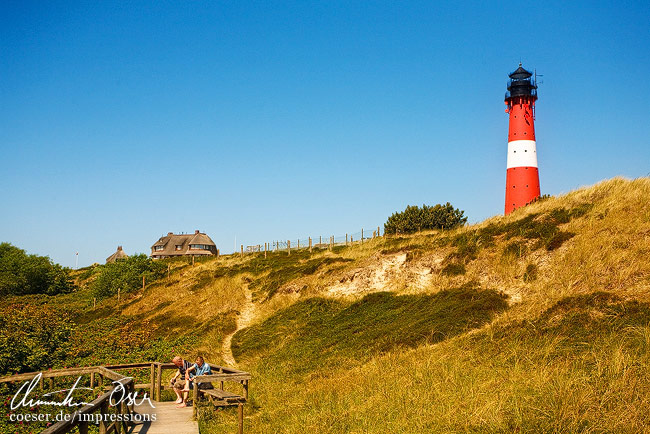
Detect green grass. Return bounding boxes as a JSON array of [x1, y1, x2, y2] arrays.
[[247, 256, 353, 301], [232, 286, 508, 375]]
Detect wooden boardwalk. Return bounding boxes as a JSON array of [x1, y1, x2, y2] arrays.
[[130, 401, 198, 434], [0, 362, 250, 434]]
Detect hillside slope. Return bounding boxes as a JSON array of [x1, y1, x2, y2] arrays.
[[61, 177, 650, 432]]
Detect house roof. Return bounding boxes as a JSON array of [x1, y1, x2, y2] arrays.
[[150, 230, 217, 257], [106, 246, 128, 263]]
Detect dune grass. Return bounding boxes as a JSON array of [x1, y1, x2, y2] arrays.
[[199, 177, 650, 433]]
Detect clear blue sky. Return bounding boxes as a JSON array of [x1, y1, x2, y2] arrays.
[[1, 1, 649, 267]]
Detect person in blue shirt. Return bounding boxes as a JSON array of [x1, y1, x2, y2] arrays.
[[186, 356, 214, 391]]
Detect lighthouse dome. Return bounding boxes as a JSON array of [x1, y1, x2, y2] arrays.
[[509, 64, 533, 79]]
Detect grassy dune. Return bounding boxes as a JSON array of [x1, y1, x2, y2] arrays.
[[18, 177, 648, 433], [199, 177, 650, 433]]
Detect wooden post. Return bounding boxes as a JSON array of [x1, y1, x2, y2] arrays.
[[156, 363, 162, 401], [120, 400, 127, 434], [238, 403, 244, 434], [150, 363, 155, 400], [351, 236, 353, 243], [297, 239, 300, 249], [99, 400, 109, 434], [192, 255, 195, 266], [192, 383, 199, 418], [241, 245, 243, 257], [373, 230, 376, 239], [287, 240, 291, 256], [243, 380, 249, 400], [142, 275, 146, 290], [361, 229, 364, 244], [309, 237, 312, 253], [115, 400, 122, 434], [90, 372, 95, 388], [264, 243, 267, 258], [217, 248, 220, 258], [319, 235, 322, 245], [378, 226, 381, 237]]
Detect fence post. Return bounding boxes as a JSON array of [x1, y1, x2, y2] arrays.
[[241, 245, 243, 257], [373, 230, 376, 239], [156, 363, 162, 401], [264, 242, 267, 258], [361, 229, 364, 244], [288, 240, 291, 256], [319, 235, 322, 245], [115, 400, 122, 434], [192, 255, 195, 266], [309, 237, 312, 253], [150, 363, 155, 400], [99, 400, 108, 434], [193, 383, 199, 418], [238, 403, 244, 434], [297, 239, 300, 249]]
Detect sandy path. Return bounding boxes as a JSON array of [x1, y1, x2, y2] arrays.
[[221, 286, 254, 367]]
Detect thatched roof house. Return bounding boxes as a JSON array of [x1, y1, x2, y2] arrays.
[[151, 230, 217, 259], [106, 246, 128, 263]]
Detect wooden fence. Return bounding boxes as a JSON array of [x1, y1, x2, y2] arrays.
[[0, 362, 251, 434]]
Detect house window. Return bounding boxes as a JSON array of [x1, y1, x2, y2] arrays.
[[190, 244, 209, 250], [154, 246, 164, 252], [175, 245, 182, 251]]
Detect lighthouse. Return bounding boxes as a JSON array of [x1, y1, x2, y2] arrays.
[[504, 63, 540, 214]]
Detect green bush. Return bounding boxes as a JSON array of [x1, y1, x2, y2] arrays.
[[0, 303, 74, 374], [0, 242, 73, 296], [91, 254, 166, 299], [384, 203, 467, 235]]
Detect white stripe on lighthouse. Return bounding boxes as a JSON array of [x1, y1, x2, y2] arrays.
[[507, 140, 538, 169]]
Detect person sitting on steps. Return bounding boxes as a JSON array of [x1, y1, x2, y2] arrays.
[[170, 356, 192, 407]]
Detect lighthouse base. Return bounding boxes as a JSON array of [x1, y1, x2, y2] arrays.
[[505, 166, 540, 214]]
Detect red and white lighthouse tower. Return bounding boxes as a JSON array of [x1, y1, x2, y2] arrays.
[[504, 63, 540, 214]]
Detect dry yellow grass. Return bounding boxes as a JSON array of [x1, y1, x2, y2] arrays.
[[195, 177, 650, 433], [77, 177, 650, 433]]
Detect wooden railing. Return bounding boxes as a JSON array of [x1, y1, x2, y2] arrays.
[[0, 362, 251, 434]]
